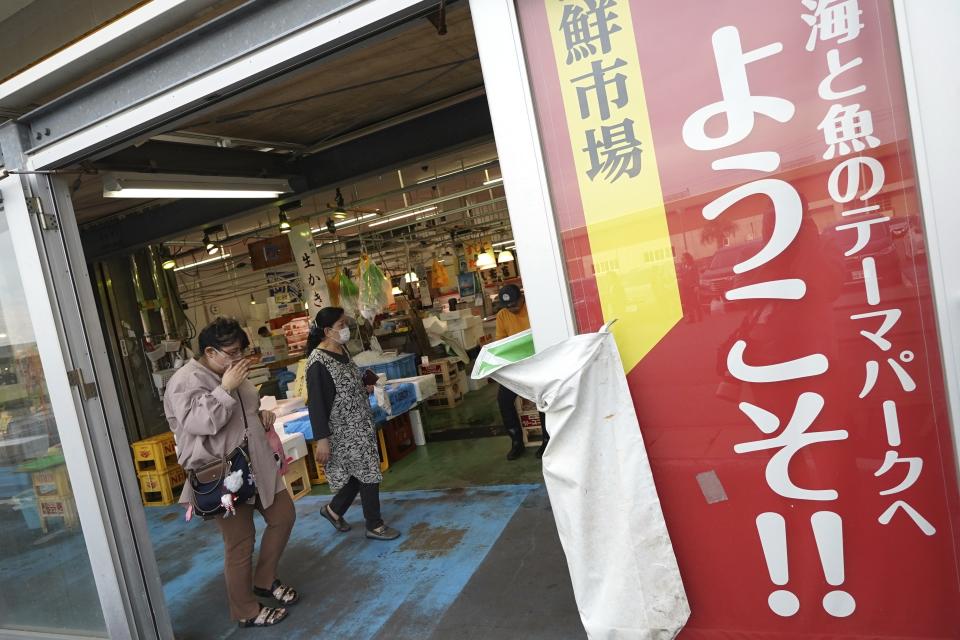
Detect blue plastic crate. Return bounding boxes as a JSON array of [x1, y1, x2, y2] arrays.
[[360, 353, 417, 381]]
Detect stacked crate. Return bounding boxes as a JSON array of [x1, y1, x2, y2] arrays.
[[421, 358, 464, 408], [518, 398, 544, 448], [131, 432, 185, 506], [20, 453, 80, 533], [283, 317, 311, 355]]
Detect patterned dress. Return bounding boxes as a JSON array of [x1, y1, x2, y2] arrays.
[[305, 348, 382, 492]]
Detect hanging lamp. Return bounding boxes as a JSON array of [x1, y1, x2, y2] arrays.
[[497, 249, 514, 264], [476, 250, 496, 270]]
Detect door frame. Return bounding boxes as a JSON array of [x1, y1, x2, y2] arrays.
[[892, 0, 960, 486], [0, 145, 141, 638]]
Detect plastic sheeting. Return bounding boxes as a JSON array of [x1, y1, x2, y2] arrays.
[[473, 325, 690, 639]]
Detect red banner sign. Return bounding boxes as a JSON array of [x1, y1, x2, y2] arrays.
[[518, 0, 960, 636]]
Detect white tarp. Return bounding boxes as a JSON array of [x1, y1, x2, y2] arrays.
[[473, 325, 689, 639]]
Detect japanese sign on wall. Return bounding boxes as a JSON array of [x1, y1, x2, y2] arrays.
[[287, 222, 331, 313], [519, 0, 960, 637]]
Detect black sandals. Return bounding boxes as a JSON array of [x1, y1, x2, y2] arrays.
[[253, 579, 300, 606], [239, 604, 288, 628]]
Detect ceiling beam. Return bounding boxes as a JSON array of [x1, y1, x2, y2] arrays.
[[80, 95, 493, 259]]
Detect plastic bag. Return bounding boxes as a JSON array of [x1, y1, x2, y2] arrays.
[[327, 267, 342, 307], [472, 326, 690, 639], [430, 258, 451, 289], [339, 269, 359, 317], [357, 255, 388, 322]]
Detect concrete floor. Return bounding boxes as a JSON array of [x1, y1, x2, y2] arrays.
[[147, 438, 584, 639]]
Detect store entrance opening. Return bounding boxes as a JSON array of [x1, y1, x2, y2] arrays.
[[59, 4, 584, 638]]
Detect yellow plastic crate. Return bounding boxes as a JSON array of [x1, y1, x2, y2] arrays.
[[378, 430, 390, 473], [131, 432, 178, 474], [31, 464, 72, 498], [305, 442, 328, 485], [283, 457, 311, 502], [38, 494, 80, 532], [138, 465, 186, 507]]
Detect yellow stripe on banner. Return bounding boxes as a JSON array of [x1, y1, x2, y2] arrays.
[[545, 0, 681, 372]]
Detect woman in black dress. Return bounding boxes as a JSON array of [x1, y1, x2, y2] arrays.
[[306, 307, 400, 540]]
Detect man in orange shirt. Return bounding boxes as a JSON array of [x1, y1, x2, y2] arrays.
[[495, 285, 548, 460]]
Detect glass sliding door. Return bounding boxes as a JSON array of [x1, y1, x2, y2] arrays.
[[0, 198, 107, 636]]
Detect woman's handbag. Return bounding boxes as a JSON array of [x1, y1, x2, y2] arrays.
[[188, 393, 257, 517]]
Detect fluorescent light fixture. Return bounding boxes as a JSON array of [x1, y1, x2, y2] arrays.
[[367, 206, 438, 228], [497, 249, 515, 264], [415, 161, 491, 184], [492, 239, 514, 247], [173, 253, 232, 271], [0, 333, 7, 339], [476, 251, 496, 270], [207, 244, 220, 256], [483, 177, 503, 186], [333, 207, 348, 220], [103, 172, 291, 199]]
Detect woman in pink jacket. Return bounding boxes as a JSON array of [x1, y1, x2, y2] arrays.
[[163, 318, 298, 628]]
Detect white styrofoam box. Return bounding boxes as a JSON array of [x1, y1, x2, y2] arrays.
[[443, 314, 481, 330], [390, 374, 438, 401], [440, 309, 472, 320], [276, 429, 307, 461], [276, 409, 309, 431], [274, 397, 306, 417], [446, 324, 484, 350]]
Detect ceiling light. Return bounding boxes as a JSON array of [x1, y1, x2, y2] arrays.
[[162, 258, 176, 270], [483, 177, 503, 186], [492, 239, 514, 247], [415, 161, 493, 184], [174, 253, 232, 271], [404, 271, 419, 283], [340, 215, 376, 227], [391, 286, 403, 295], [0, 333, 7, 339], [476, 251, 496, 270], [279, 211, 291, 233], [250, 294, 257, 305], [497, 249, 515, 264], [308, 212, 380, 234], [333, 207, 348, 220], [368, 206, 438, 228], [207, 244, 220, 256], [102, 172, 291, 199]]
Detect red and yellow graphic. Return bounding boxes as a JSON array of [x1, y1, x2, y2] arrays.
[[543, 0, 680, 371]]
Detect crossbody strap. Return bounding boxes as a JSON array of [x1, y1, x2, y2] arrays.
[[236, 389, 250, 449]]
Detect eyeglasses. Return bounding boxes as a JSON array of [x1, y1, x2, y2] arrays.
[[215, 348, 246, 361]]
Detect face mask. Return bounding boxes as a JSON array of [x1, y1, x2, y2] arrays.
[[330, 327, 351, 344]]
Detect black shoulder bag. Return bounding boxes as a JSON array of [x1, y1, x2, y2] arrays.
[[188, 392, 257, 518]]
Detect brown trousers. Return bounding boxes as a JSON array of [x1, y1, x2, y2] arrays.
[[214, 488, 296, 620]]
